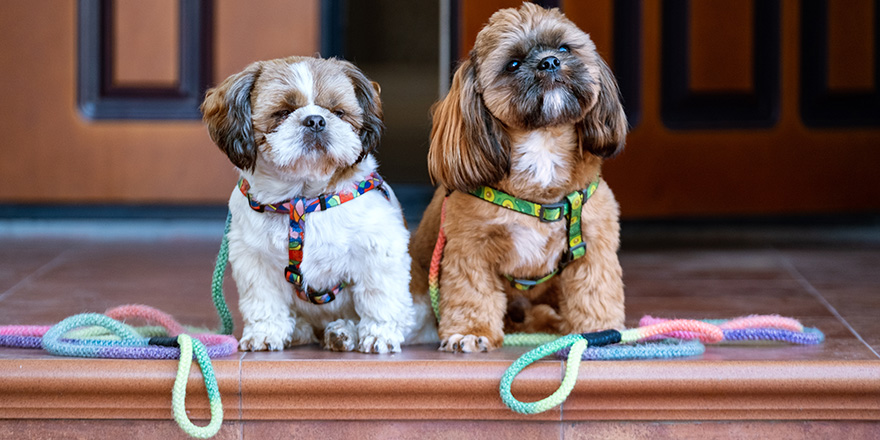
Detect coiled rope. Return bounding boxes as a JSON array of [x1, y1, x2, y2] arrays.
[[500, 316, 824, 415], [0, 212, 238, 438]]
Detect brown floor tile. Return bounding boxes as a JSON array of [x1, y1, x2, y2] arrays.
[[804, 284, 880, 321], [244, 420, 561, 440], [564, 421, 880, 440], [781, 248, 880, 285], [0, 239, 243, 332], [842, 316, 880, 356], [0, 356, 242, 420], [240, 344, 563, 421], [619, 249, 794, 281], [0, 419, 243, 440], [624, 278, 833, 319], [0, 239, 73, 296]]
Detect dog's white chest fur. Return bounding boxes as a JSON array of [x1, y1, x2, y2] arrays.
[[510, 128, 573, 188], [227, 183, 417, 352]]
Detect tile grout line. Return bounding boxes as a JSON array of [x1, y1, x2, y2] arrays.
[[0, 247, 78, 304], [559, 360, 564, 425], [776, 250, 880, 360], [239, 350, 246, 437]]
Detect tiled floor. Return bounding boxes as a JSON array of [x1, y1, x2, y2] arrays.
[[1, 219, 879, 438]]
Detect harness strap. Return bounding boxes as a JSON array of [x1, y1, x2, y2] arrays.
[[469, 178, 600, 289], [238, 172, 388, 305]]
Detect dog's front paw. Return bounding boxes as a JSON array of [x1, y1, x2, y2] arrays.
[[356, 322, 404, 354], [323, 319, 358, 352], [439, 334, 497, 353], [239, 319, 294, 351]]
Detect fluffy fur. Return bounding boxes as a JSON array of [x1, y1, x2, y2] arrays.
[[410, 3, 627, 352], [202, 56, 436, 353]]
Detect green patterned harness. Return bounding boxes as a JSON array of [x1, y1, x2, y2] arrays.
[[469, 179, 600, 290]]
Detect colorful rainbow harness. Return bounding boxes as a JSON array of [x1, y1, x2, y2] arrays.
[[468, 178, 600, 290], [238, 172, 388, 304]]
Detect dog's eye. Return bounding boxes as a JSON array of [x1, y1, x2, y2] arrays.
[[333, 109, 346, 118], [273, 109, 291, 119], [505, 60, 521, 72], [559, 45, 570, 53]]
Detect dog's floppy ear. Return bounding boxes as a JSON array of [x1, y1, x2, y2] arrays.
[[201, 62, 262, 171], [428, 59, 509, 192], [576, 56, 628, 158], [340, 60, 385, 157]]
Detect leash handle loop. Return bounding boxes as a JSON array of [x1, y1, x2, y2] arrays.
[[499, 334, 586, 414], [172, 334, 224, 439]]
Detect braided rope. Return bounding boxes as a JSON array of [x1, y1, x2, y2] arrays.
[[427, 197, 447, 320], [172, 334, 224, 439], [212, 211, 235, 335], [502, 333, 560, 346], [36, 310, 238, 359], [105, 304, 187, 335], [0, 212, 237, 438], [555, 338, 705, 360], [500, 334, 585, 414], [501, 316, 825, 414]]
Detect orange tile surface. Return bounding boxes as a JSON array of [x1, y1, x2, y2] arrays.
[[1, 233, 879, 437]]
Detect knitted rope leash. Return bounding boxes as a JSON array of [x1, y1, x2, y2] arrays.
[[1, 304, 235, 438], [173, 334, 224, 439], [500, 315, 824, 415], [212, 211, 234, 335], [0, 213, 236, 438]]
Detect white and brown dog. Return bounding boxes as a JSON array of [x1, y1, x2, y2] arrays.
[[410, 3, 627, 352], [202, 56, 436, 353]]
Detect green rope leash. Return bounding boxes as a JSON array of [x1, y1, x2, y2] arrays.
[[500, 332, 560, 346], [172, 334, 224, 439], [499, 334, 587, 414], [212, 211, 234, 335]]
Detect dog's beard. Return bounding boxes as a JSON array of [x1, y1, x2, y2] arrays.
[[262, 122, 362, 176], [487, 72, 593, 130], [524, 72, 593, 128]]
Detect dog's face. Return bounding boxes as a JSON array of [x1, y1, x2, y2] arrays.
[[429, 3, 627, 192], [475, 4, 597, 130], [201, 57, 383, 180]]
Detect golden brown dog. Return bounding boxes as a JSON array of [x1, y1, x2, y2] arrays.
[[410, 3, 627, 352]]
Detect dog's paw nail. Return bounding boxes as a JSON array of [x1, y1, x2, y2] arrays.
[[477, 336, 490, 352]]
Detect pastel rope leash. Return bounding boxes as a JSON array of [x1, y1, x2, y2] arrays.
[[1, 304, 236, 438], [500, 315, 824, 415], [213, 211, 235, 335], [172, 334, 224, 439], [0, 212, 238, 438]]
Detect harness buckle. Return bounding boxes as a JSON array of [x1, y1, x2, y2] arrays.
[[285, 266, 303, 286], [538, 202, 567, 222], [307, 289, 335, 305], [560, 242, 587, 267]]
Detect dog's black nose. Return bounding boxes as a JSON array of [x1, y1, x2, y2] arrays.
[[537, 56, 561, 72], [303, 115, 326, 132]]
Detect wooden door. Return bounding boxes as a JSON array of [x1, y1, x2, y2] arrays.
[[3, 0, 878, 219], [0, 0, 320, 204], [456, 0, 880, 218]]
